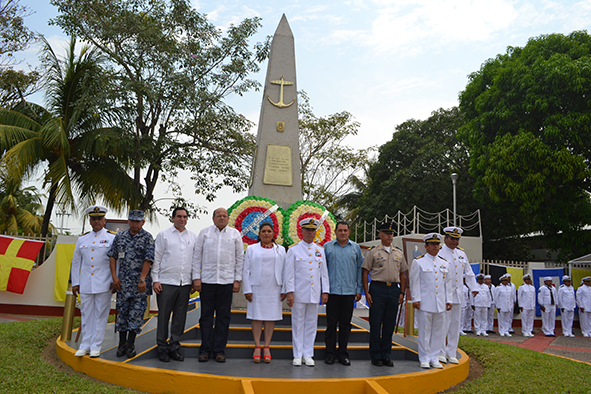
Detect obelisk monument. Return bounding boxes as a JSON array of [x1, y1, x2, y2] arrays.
[[248, 14, 302, 209]]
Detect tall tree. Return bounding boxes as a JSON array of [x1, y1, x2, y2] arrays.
[[0, 37, 139, 236], [459, 31, 591, 261], [0, 0, 39, 106], [298, 91, 373, 214], [50, 0, 270, 214]]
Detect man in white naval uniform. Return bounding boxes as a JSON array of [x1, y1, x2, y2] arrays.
[[576, 277, 591, 337], [471, 274, 491, 336], [71, 205, 116, 357], [494, 275, 514, 336], [518, 274, 536, 337], [284, 218, 329, 367], [484, 275, 496, 333], [410, 233, 452, 369], [538, 276, 557, 337], [557, 276, 576, 337], [438, 227, 477, 365]]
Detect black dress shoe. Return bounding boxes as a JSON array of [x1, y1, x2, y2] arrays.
[[324, 357, 335, 365], [126, 344, 136, 358], [116, 343, 127, 357], [371, 359, 383, 366], [169, 350, 184, 361], [198, 353, 209, 362], [381, 359, 394, 367], [159, 351, 170, 362], [339, 358, 351, 366]]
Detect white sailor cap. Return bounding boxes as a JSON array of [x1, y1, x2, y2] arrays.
[[423, 233, 442, 243], [484, 275, 491, 279], [85, 205, 108, 217], [443, 226, 463, 238], [543, 276, 553, 282]]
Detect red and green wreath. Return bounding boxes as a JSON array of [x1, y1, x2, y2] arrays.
[[228, 196, 284, 250], [283, 200, 336, 247]]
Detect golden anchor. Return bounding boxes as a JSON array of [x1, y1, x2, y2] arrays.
[[267, 75, 295, 108]]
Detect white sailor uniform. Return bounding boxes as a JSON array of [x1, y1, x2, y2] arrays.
[[538, 284, 557, 336], [494, 283, 514, 336], [471, 282, 491, 335], [71, 228, 115, 352], [284, 240, 329, 359], [557, 283, 576, 337], [518, 283, 536, 336], [576, 282, 591, 337]]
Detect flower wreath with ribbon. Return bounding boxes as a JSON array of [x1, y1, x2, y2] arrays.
[[228, 196, 284, 250], [283, 200, 336, 247]]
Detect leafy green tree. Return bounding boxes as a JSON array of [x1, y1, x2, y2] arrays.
[[0, 0, 39, 106], [0, 37, 139, 236], [298, 91, 373, 215], [459, 31, 591, 261], [50, 0, 270, 214], [0, 166, 45, 235]]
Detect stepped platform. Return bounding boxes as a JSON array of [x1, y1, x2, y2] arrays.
[[56, 305, 469, 393]]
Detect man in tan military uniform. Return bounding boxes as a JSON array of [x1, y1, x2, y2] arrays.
[[362, 222, 408, 367]]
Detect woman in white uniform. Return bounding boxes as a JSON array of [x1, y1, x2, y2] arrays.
[[243, 222, 287, 363]]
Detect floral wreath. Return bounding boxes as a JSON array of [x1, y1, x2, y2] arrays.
[[228, 196, 284, 250], [283, 200, 336, 247]]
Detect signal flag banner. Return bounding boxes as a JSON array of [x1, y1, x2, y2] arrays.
[[0, 235, 45, 294]]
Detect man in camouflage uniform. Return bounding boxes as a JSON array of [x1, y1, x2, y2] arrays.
[[108, 210, 155, 358]]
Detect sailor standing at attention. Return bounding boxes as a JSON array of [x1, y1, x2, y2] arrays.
[[437, 226, 477, 364], [557, 276, 576, 337], [538, 276, 558, 337], [410, 233, 452, 369], [517, 274, 536, 337], [284, 218, 329, 367], [71, 205, 116, 358]]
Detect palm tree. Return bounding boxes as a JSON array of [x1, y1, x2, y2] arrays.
[[0, 166, 46, 235], [0, 37, 140, 236]]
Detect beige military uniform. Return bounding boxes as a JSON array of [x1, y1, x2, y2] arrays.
[[361, 245, 408, 283]]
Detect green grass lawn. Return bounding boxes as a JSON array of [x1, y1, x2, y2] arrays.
[[0, 318, 589, 393], [456, 336, 591, 394]]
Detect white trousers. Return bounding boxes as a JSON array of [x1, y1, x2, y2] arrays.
[[473, 307, 488, 334], [486, 304, 495, 331], [441, 305, 461, 358], [581, 311, 591, 336], [461, 306, 473, 331], [417, 309, 445, 364], [541, 306, 556, 335], [498, 311, 512, 335], [521, 309, 534, 335], [508, 306, 515, 331], [561, 310, 574, 335], [291, 302, 318, 358], [79, 291, 112, 352]]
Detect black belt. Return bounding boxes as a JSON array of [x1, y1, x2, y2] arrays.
[[372, 281, 399, 287]]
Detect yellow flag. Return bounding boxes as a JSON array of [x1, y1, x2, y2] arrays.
[[55, 243, 76, 301]]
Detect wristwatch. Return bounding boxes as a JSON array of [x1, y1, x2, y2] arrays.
[[139, 278, 145, 283]]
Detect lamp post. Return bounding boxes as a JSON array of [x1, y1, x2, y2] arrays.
[[451, 173, 458, 226]]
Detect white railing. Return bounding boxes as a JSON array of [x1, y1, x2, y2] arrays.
[[353, 206, 482, 243]]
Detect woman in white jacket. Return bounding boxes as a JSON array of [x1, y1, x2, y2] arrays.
[[243, 222, 287, 363]]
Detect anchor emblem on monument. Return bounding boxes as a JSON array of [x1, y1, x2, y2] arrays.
[[267, 75, 295, 108]]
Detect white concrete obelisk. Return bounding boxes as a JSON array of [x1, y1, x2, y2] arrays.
[[248, 14, 302, 209]]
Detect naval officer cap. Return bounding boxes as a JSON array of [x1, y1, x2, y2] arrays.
[[583, 276, 591, 282], [500, 274, 509, 281], [562, 275, 571, 281], [299, 218, 319, 230], [443, 226, 463, 238], [128, 210, 145, 221], [86, 205, 108, 217], [522, 274, 531, 280], [423, 233, 442, 243], [476, 273, 484, 279], [377, 222, 395, 233]]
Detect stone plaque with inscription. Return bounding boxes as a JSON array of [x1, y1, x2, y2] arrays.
[[263, 144, 292, 186]]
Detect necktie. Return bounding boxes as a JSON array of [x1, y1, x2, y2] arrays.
[[548, 285, 554, 305], [489, 285, 493, 300]]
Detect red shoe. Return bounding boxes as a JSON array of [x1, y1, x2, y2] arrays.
[[253, 346, 261, 363], [263, 346, 271, 363]]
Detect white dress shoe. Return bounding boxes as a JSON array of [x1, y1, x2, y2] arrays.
[[75, 349, 89, 357], [89, 350, 100, 358], [420, 362, 430, 368], [438, 355, 447, 364], [506, 333, 512, 337], [459, 331, 467, 336], [292, 357, 302, 366], [476, 332, 480, 336], [482, 332, 489, 337], [569, 334, 576, 337], [447, 357, 459, 364], [430, 362, 444, 369], [303, 357, 315, 366], [499, 333, 505, 337], [583, 333, 589, 337]]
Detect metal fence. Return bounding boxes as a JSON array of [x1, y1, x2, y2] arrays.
[[1, 232, 58, 267], [352, 206, 482, 243]]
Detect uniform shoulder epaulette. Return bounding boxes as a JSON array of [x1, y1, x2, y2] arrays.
[[417, 253, 425, 259], [438, 255, 447, 261], [107, 230, 117, 234], [458, 247, 465, 251], [395, 246, 402, 251], [369, 245, 376, 250], [288, 241, 300, 249], [560, 284, 565, 287], [81, 231, 90, 236]]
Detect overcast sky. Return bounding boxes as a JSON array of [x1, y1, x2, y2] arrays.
[[17, 0, 591, 235]]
